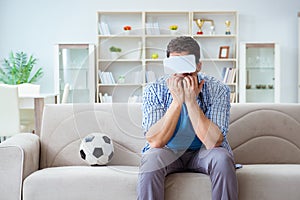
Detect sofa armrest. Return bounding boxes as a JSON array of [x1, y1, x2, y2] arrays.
[[0, 133, 40, 200]]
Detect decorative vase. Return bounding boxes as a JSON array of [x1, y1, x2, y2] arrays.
[[111, 52, 120, 59], [124, 30, 131, 35], [170, 30, 177, 35]]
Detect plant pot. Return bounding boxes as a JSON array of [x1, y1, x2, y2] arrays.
[[170, 30, 177, 35], [110, 52, 120, 59], [123, 30, 131, 35]]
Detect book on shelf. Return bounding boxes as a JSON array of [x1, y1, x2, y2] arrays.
[[133, 71, 143, 84], [98, 70, 115, 84], [138, 41, 143, 59], [98, 22, 110, 35], [222, 67, 236, 84], [146, 71, 156, 83], [230, 92, 236, 103], [99, 93, 112, 103], [128, 95, 142, 103], [145, 22, 160, 35]]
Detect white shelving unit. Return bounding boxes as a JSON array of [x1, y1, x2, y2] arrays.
[[298, 12, 300, 102], [54, 44, 96, 103], [96, 11, 239, 103], [239, 42, 280, 103]]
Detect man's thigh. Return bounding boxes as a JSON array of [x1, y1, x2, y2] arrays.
[[186, 147, 235, 174], [140, 148, 188, 174]]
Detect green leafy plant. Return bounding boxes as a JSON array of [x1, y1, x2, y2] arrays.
[[0, 51, 43, 85], [109, 46, 122, 52]]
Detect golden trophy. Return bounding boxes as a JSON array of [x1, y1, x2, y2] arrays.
[[225, 20, 231, 35], [194, 19, 205, 35]]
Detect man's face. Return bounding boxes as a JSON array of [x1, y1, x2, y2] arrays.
[[169, 52, 200, 78]]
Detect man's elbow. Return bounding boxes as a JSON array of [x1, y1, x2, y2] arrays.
[[205, 134, 224, 149], [148, 140, 165, 149]]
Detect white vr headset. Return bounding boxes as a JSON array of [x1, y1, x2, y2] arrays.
[[163, 54, 197, 74]]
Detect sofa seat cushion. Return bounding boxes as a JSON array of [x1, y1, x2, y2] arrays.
[[23, 166, 139, 200], [165, 172, 212, 199], [24, 164, 300, 200], [23, 166, 214, 200], [237, 164, 300, 200]]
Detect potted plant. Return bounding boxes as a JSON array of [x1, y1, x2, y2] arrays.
[[109, 46, 122, 59], [123, 25, 132, 35], [0, 51, 43, 85], [169, 25, 178, 35]]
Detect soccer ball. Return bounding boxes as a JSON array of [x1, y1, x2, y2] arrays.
[[79, 133, 114, 166]]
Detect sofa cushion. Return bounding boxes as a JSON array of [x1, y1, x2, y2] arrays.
[[228, 104, 300, 164], [236, 164, 300, 200], [165, 172, 212, 199], [23, 166, 213, 200], [24, 164, 300, 200], [40, 104, 145, 169], [23, 166, 139, 200]]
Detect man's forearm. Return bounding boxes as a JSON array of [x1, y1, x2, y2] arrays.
[[186, 101, 223, 149], [146, 101, 182, 148]]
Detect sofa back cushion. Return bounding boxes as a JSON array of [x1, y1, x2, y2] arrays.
[[40, 103, 145, 169], [228, 103, 300, 164], [40, 103, 300, 168]]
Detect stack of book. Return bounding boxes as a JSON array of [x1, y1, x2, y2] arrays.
[[145, 71, 156, 83], [145, 22, 160, 35], [98, 71, 115, 84], [222, 67, 236, 84], [98, 22, 110, 35], [99, 93, 112, 103]]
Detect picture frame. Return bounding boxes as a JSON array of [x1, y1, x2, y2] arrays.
[[219, 46, 230, 59]]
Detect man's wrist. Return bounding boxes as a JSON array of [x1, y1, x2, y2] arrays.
[[185, 97, 198, 108], [171, 99, 182, 109]]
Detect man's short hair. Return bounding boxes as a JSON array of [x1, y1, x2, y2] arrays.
[[166, 36, 201, 64]]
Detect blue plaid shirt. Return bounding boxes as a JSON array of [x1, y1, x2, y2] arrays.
[[142, 73, 233, 154]]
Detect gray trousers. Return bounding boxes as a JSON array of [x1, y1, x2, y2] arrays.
[[137, 147, 238, 200]]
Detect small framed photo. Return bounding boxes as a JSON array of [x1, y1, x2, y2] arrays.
[[219, 46, 230, 59]]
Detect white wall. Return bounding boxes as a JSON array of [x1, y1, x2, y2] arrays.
[[0, 0, 299, 102]]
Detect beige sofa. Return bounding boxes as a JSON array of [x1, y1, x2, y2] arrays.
[[1, 103, 300, 200]]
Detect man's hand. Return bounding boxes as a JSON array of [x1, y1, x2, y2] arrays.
[[183, 75, 205, 103], [167, 75, 185, 105]]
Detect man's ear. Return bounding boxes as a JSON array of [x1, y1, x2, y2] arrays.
[[196, 62, 202, 72]]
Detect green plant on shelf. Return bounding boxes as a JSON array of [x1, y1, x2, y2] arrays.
[[109, 46, 122, 52]]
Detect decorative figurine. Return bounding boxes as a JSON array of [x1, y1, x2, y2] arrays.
[[194, 19, 205, 35], [225, 20, 231, 35]]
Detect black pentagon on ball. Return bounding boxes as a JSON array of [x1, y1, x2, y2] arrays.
[[80, 149, 86, 160], [85, 135, 95, 143], [102, 136, 111, 144], [108, 151, 114, 161], [93, 147, 104, 158]]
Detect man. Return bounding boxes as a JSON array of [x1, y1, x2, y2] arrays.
[[137, 36, 238, 200]]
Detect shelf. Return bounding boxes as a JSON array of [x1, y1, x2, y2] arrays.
[[246, 67, 274, 70], [98, 59, 142, 62], [201, 58, 237, 62], [145, 35, 189, 38], [246, 88, 274, 91], [145, 59, 163, 62], [97, 35, 143, 38], [98, 83, 143, 87], [96, 11, 239, 103], [59, 67, 88, 70], [193, 34, 237, 38]]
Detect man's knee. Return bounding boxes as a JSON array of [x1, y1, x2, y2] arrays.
[[140, 148, 179, 173], [209, 148, 235, 172]]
